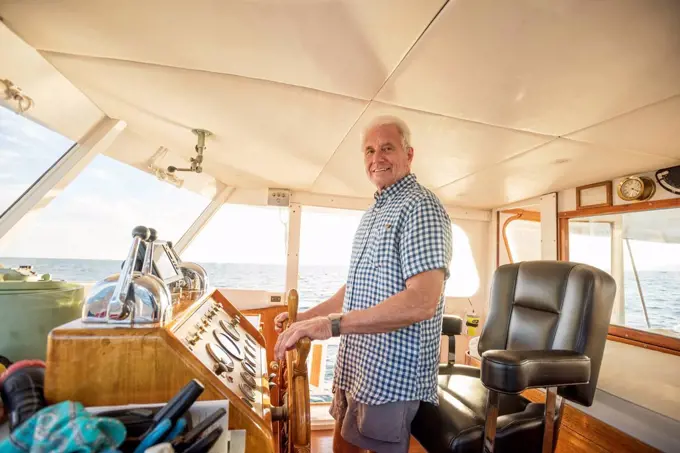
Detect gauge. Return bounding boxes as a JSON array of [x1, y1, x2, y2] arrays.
[[244, 343, 257, 360], [219, 319, 240, 341], [242, 360, 257, 377], [241, 371, 256, 388], [240, 383, 255, 402], [213, 330, 244, 361], [206, 342, 235, 372]]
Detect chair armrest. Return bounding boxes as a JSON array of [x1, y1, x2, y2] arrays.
[[442, 315, 464, 336], [480, 350, 590, 393]]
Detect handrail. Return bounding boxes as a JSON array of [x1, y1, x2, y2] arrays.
[[501, 209, 541, 263], [624, 239, 651, 329]]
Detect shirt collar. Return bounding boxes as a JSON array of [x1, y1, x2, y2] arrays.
[[373, 173, 417, 204]]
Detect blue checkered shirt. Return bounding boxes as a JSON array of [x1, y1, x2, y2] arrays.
[[333, 173, 452, 406]]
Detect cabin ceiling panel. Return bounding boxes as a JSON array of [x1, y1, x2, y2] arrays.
[[566, 95, 680, 161], [437, 139, 680, 209], [311, 101, 553, 199], [0, 23, 102, 141], [41, 51, 369, 191], [376, 0, 680, 137], [0, 0, 446, 100]]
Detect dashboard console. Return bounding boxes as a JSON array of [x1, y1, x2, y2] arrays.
[[43, 226, 309, 453]]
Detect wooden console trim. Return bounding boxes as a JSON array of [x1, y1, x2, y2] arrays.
[[559, 197, 680, 219], [607, 325, 680, 357], [44, 291, 277, 453]]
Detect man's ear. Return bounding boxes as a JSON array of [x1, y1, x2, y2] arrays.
[[407, 146, 414, 162]]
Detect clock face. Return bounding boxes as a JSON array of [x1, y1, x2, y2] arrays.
[[620, 178, 643, 199]]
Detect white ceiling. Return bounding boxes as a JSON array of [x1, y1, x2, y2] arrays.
[[1, 0, 679, 210]]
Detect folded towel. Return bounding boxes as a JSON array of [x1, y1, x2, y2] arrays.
[[0, 400, 126, 453]]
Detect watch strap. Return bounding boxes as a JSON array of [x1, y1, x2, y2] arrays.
[[329, 314, 342, 337]]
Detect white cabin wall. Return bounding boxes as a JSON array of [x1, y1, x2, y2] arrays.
[[557, 166, 680, 213], [539, 193, 558, 260]]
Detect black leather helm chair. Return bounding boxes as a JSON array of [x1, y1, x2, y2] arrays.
[[412, 261, 616, 453]]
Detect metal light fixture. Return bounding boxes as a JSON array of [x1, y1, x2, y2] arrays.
[[168, 129, 212, 174]]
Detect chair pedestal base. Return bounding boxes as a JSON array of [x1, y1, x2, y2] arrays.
[[482, 387, 564, 453]]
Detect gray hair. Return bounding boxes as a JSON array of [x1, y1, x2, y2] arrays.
[[362, 115, 412, 150]]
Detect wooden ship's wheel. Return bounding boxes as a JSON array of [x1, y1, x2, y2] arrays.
[[273, 289, 311, 453]]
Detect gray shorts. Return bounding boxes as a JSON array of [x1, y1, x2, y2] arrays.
[[329, 387, 420, 453]]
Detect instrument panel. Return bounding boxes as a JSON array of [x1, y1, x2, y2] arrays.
[[172, 297, 267, 416]]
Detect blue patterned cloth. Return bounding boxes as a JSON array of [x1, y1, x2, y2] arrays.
[[333, 173, 453, 406], [0, 401, 125, 453]]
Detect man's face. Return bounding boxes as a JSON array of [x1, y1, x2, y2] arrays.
[[363, 123, 413, 191]]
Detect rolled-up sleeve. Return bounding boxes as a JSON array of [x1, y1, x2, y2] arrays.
[[399, 195, 453, 282]]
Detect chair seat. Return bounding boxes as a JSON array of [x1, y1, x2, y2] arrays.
[[411, 365, 548, 453]]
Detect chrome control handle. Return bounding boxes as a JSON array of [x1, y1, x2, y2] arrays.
[[107, 226, 150, 322]]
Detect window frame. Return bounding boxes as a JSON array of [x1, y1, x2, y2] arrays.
[[558, 197, 680, 356]]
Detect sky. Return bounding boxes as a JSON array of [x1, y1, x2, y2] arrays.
[[2, 104, 679, 277]]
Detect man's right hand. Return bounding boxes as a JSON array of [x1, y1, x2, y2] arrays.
[[274, 312, 289, 333]]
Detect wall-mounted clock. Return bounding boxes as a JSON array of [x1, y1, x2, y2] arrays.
[[617, 176, 656, 201]]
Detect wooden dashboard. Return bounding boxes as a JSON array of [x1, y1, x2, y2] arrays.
[[44, 288, 277, 453]]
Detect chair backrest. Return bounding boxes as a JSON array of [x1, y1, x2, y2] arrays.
[[478, 261, 616, 406]]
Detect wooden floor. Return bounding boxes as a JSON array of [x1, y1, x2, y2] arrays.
[[311, 430, 426, 453], [311, 424, 659, 453]]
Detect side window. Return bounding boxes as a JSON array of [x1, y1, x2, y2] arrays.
[[568, 220, 613, 274], [505, 219, 542, 262], [445, 223, 480, 297], [0, 154, 212, 282], [298, 206, 364, 403], [0, 105, 74, 215], [569, 209, 680, 339], [298, 206, 364, 310], [181, 204, 288, 292]]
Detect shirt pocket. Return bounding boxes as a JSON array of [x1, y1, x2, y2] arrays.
[[369, 225, 399, 271]]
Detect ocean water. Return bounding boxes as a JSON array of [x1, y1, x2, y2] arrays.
[[2, 258, 678, 400], [0, 257, 343, 400]]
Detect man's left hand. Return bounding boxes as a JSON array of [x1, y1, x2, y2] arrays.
[[274, 316, 332, 360]]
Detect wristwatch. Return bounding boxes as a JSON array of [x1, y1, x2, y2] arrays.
[[328, 313, 343, 337]]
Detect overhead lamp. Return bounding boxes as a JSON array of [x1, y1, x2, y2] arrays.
[[147, 146, 184, 188]]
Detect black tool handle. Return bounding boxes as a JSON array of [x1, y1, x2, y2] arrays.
[[175, 407, 226, 448], [182, 426, 223, 453], [152, 379, 205, 426]]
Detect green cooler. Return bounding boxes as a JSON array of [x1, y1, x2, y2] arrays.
[[0, 279, 84, 362]]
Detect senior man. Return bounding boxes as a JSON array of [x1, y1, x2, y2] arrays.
[[274, 116, 452, 453]]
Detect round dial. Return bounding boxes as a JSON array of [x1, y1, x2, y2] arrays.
[[244, 343, 257, 360], [206, 342, 234, 372], [213, 330, 244, 361], [242, 359, 257, 377], [617, 176, 655, 201], [219, 319, 240, 341]]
